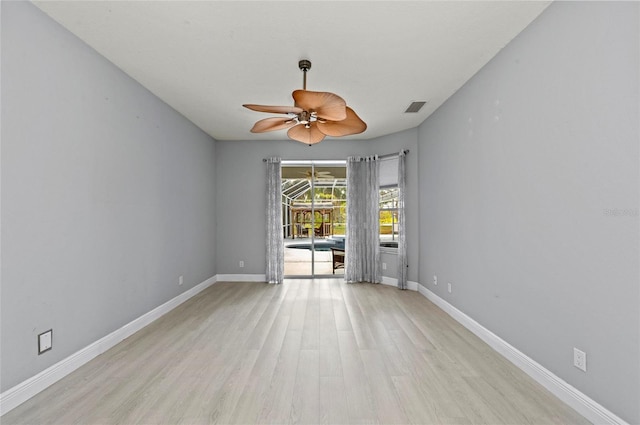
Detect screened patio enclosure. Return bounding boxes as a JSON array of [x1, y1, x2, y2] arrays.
[[281, 162, 346, 277], [281, 165, 346, 240]]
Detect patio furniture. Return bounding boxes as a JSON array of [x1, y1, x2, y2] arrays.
[[291, 205, 334, 239], [295, 223, 309, 239], [330, 247, 345, 274]]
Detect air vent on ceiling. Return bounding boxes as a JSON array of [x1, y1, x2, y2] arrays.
[[405, 101, 427, 113]]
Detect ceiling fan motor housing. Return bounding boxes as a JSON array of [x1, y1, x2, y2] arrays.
[[298, 59, 311, 72]]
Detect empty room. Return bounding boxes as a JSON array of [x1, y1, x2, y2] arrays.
[[1, 1, 638, 424]]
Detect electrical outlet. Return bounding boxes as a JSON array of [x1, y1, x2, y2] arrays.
[[433, 275, 438, 285], [447, 282, 452, 293], [38, 329, 53, 354], [178, 275, 183, 286], [239, 260, 244, 268], [573, 348, 587, 372], [382, 262, 387, 270]]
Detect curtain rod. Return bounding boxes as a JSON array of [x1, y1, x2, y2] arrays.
[[262, 159, 346, 163], [262, 149, 409, 162], [378, 149, 409, 160]]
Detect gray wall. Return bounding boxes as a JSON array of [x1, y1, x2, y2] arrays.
[[1, 2, 217, 391], [4, 1, 637, 422], [417, 2, 639, 423], [215, 128, 418, 282]]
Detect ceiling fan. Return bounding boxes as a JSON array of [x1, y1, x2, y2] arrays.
[[243, 60, 367, 145], [300, 170, 334, 180]]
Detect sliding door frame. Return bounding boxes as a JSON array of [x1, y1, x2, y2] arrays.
[[282, 159, 346, 278]]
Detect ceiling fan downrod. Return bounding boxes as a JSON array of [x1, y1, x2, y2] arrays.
[[299, 59, 311, 90]]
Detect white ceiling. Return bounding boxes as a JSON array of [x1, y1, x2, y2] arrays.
[[33, 1, 551, 142]]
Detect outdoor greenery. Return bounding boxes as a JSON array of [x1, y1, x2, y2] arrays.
[[282, 172, 398, 240]]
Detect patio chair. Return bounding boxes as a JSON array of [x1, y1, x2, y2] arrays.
[[330, 247, 345, 274]]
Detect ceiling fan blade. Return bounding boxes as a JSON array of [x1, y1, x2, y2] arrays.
[[300, 170, 334, 179], [317, 107, 367, 137], [287, 123, 326, 145], [243, 104, 303, 114], [250, 117, 296, 133], [292, 90, 347, 121]]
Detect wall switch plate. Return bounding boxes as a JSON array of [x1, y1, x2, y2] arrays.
[[38, 329, 53, 354], [433, 275, 438, 285], [447, 282, 452, 293], [239, 260, 244, 268], [178, 275, 183, 286], [573, 348, 587, 372], [382, 263, 387, 270]]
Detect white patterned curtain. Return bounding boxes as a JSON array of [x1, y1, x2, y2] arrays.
[[397, 150, 408, 289], [345, 156, 380, 283], [265, 157, 284, 284]]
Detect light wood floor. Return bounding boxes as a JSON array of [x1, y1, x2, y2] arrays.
[[2, 280, 589, 425]]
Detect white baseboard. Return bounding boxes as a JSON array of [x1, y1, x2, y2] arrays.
[[380, 276, 419, 291], [215, 274, 266, 282], [0, 275, 218, 416], [417, 283, 628, 425]]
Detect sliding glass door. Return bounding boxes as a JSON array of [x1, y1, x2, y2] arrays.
[[282, 161, 346, 277]]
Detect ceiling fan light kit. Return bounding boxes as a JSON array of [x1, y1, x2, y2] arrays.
[[243, 59, 367, 145]]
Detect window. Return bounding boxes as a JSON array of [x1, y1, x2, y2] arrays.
[[379, 155, 400, 249], [379, 186, 399, 249]]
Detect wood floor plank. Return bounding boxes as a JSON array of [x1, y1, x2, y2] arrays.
[[340, 283, 378, 350], [244, 282, 290, 350], [318, 283, 342, 377], [301, 282, 320, 350], [255, 330, 301, 424], [359, 349, 409, 424], [1, 280, 590, 425], [337, 330, 377, 424], [228, 314, 290, 424], [290, 349, 320, 425], [204, 349, 261, 425], [329, 279, 353, 332], [319, 376, 349, 425], [359, 286, 410, 377], [391, 375, 440, 424], [388, 328, 469, 420]]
